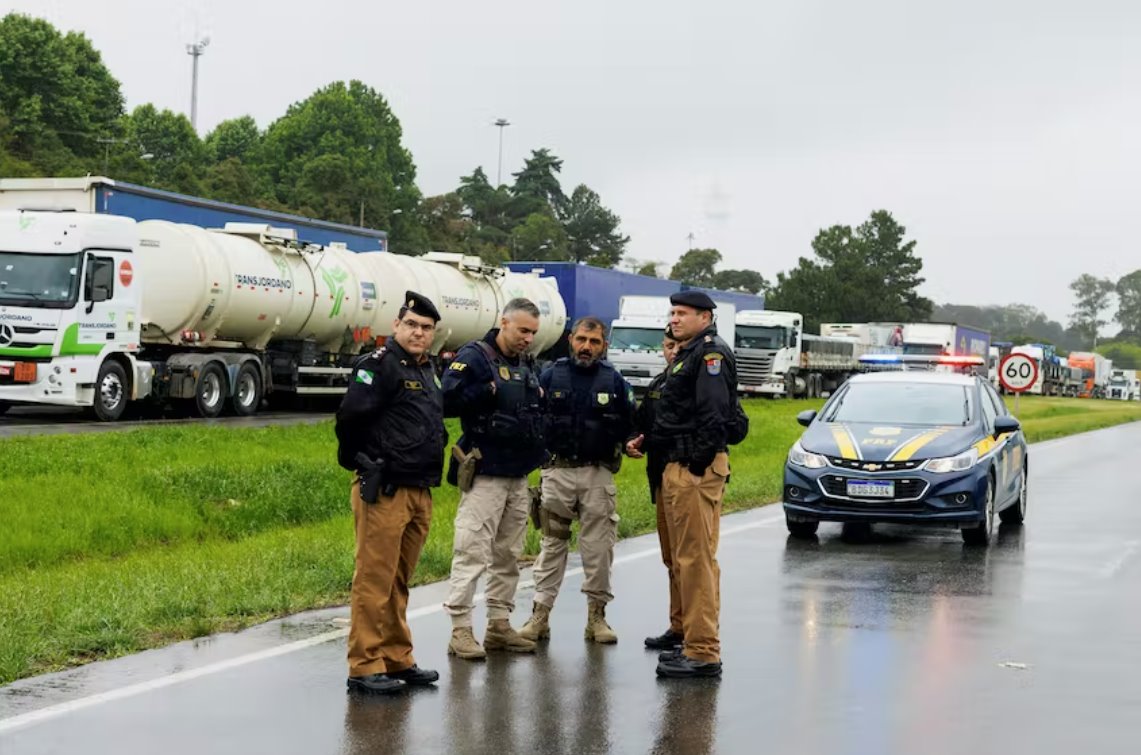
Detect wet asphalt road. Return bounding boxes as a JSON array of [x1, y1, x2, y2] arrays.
[[0, 405, 334, 437], [2, 423, 1140, 754]]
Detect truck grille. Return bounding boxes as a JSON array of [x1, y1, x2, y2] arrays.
[[737, 351, 775, 382]]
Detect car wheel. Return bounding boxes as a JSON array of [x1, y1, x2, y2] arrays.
[[786, 517, 819, 539], [92, 360, 129, 422], [999, 465, 1027, 525], [230, 362, 262, 417], [962, 475, 995, 546], [195, 363, 227, 419], [0, 400, 10, 416]]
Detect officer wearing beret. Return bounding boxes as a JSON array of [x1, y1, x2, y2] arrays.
[[652, 290, 738, 679], [335, 290, 446, 695]]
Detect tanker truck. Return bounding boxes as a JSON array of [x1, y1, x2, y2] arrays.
[[0, 210, 566, 420]]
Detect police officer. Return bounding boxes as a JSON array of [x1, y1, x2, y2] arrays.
[[652, 291, 737, 679], [441, 298, 547, 659], [626, 327, 685, 653], [335, 291, 446, 695], [519, 317, 635, 644]]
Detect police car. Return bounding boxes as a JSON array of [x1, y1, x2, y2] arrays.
[[782, 357, 1028, 545]]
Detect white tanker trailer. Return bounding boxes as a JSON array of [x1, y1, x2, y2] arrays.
[[0, 211, 566, 420]]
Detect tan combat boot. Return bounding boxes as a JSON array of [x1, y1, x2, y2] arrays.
[[519, 602, 552, 642], [447, 626, 487, 660], [585, 600, 618, 644], [484, 619, 537, 653]]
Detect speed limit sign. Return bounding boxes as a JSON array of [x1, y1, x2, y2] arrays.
[[999, 353, 1039, 393]]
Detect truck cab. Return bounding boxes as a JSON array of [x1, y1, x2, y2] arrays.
[[0, 211, 147, 420], [736, 309, 802, 396], [607, 295, 671, 390]]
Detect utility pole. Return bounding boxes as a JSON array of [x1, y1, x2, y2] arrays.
[[186, 35, 210, 131], [686, 232, 696, 250], [494, 118, 510, 187]]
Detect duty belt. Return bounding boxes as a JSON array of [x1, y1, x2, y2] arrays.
[[546, 455, 604, 469]]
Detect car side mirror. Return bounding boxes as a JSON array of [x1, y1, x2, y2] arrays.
[[796, 410, 817, 427], [993, 415, 1020, 438]]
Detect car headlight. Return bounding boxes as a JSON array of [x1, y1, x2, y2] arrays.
[[788, 442, 828, 469], [923, 448, 979, 474]]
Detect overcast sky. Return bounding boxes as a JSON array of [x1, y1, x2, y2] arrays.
[[11, 0, 1140, 325]]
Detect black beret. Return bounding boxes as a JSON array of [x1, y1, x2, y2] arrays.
[[670, 290, 717, 311], [402, 290, 440, 322]]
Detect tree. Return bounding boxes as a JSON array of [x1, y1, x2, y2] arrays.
[[258, 80, 423, 253], [1069, 273, 1116, 348], [205, 116, 261, 163], [560, 184, 629, 268], [123, 104, 208, 193], [203, 157, 258, 205], [511, 148, 566, 216], [713, 269, 768, 295], [669, 248, 722, 287], [637, 262, 662, 278], [767, 210, 932, 333], [510, 212, 569, 261], [0, 14, 124, 168], [419, 193, 473, 254], [1097, 341, 1141, 369], [931, 302, 1082, 352], [1115, 270, 1141, 341]]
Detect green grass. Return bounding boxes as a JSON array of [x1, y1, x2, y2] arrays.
[[1, 394, 1138, 683]]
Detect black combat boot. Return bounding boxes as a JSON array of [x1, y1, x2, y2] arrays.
[[385, 665, 440, 686], [347, 673, 406, 695], [656, 655, 722, 679], [644, 629, 684, 650]]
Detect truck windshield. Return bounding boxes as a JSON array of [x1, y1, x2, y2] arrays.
[[610, 327, 666, 351], [736, 325, 787, 349], [0, 252, 81, 308], [824, 382, 973, 426]]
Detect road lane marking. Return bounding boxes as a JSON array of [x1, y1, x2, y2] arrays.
[[0, 511, 784, 734]]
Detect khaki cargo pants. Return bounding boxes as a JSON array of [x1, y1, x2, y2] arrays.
[[661, 452, 729, 664], [348, 481, 432, 677], [443, 475, 532, 626], [655, 487, 684, 635], [531, 465, 619, 608]]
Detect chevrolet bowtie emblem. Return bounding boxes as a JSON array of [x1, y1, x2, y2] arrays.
[[864, 463, 882, 472]]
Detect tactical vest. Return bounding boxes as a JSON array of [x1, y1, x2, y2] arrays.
[[544, 359, 623, 463], [470, 341, 543, 448]]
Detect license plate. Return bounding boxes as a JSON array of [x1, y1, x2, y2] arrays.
[[14, 363, 36, 383], [846, 480, 894, 498]]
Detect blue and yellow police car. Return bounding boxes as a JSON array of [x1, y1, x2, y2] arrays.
[[782, 358, 1028, 545]]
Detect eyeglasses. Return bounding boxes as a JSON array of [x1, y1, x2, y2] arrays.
[[400, 319, 436, 334]]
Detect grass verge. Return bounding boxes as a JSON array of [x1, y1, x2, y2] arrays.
[[1, 394, 1138, 683]]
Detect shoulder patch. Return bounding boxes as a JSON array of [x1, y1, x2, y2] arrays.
[[355, 370, 374, 385], [449, 362, 467, 371], [672, 361, 685, 374], [705, 355, 722, 376], [704, 352, 724, 361]]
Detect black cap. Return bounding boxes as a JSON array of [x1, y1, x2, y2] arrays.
[[669, 290, 717, 311], [401, 290, 441, 322]]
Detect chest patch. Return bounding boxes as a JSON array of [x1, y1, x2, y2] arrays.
[[499, 366, 511, 381], [404, 380, 423, 390]]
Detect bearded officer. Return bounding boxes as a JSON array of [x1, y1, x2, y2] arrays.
[[652, 291, 737, 679], [335, 291, 446, 695], [519, 316, 635, 644]]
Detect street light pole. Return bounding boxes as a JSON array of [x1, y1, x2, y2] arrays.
[[186, 36, 210, 131], [494, 118, 510, 187]]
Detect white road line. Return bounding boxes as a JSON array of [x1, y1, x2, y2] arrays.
[[0, 512, 784, 734]]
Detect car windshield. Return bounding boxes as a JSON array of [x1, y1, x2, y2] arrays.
[[736, 325, 787, 350], [609, 326, 665, 351], [0, 251, 81, 307], [823, 381, 973, 425]]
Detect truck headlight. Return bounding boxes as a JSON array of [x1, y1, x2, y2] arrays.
[[923, 448, 979, 474], [788, 442, 828, 469]]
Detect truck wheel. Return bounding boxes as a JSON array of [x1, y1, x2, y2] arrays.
[[230, 363, 262, 417], [195, 363, 227, 419], [93, 361, 128, 422], [0, 400, 10, 416]]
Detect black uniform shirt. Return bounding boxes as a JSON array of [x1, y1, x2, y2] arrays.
[[334, 337, 446, 488]]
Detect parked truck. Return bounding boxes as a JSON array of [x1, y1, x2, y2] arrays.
[[1068, 352, 1113, 399], [736, 310, 861, 398], [0, 211, 566, 420], [1107, 368, 1138, 401], [1009, 344, 1071, 396]]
